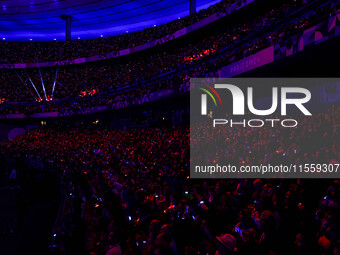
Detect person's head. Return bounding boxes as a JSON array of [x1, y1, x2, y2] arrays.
[[260, 210, 275, 233], [216, 233, 237, 254], [294, 233, 305, 249], [149, 219, 161, 234], [253, 179, 263, 193], [318, 235, 331, 252], [157, 232, 172, 247], [333, 241, 340, 255], [160, 224, 173, 235], [106, 246, 121, 255], [327, 185, 336, 199]]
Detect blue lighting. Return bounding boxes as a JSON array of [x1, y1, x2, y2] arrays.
[[0, 0, 220, 41]]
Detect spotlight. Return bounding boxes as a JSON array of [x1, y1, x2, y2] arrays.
[[100, 35, 103, 37], [29, 38, 33, 41], [77, 37, 80, 39], [126, 31, 128, 33], [2, 38, 5, 40], [53, 38, 57, 41]]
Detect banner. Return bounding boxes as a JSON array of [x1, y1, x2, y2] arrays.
[[220, 46, 274, 77]]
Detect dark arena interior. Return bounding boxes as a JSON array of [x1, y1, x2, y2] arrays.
[[0, 0, 340, 254]]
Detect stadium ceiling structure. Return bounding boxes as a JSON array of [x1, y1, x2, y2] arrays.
[[0, 0, 219, 41]]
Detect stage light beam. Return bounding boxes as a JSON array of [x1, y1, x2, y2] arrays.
[[39, 69, 48, 100], [51, 65, 59, 98], [25, 71, 42, 101]]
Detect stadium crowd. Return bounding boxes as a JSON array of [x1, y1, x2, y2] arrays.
[[0, 0, 239, 64], [0, 0, 338, 117], [1, 105, 339, 254]]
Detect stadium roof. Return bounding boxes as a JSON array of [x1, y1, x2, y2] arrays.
[[0, 0, 219, 41]]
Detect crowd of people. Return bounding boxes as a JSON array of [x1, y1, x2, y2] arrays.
[[0, 0, 239, 64], [191, 106, 340, 177], [0, 0, 338, 116], [1, 104, 339, 254], [0, 0, 339, 253]]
